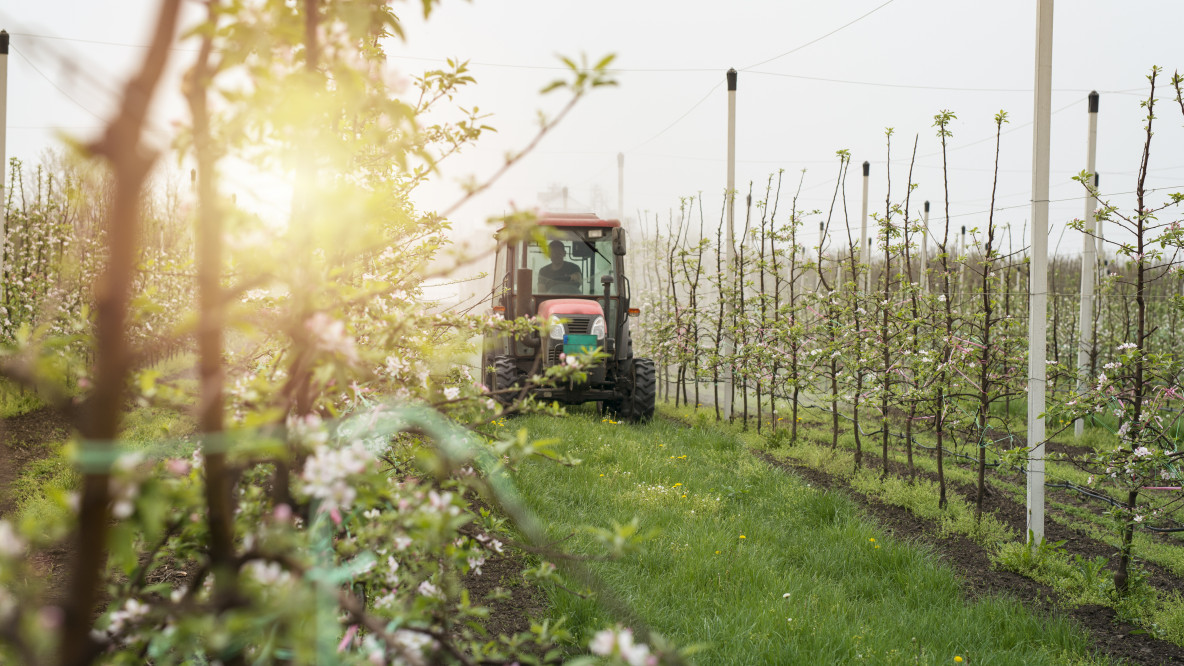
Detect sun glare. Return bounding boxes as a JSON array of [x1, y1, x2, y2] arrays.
[[222, 156, 295, 228]]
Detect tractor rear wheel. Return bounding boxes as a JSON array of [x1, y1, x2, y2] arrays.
[[492, 356, 521, 406], [628, 358, 656, 422]]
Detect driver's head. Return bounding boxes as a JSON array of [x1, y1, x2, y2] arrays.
[[548, 241, 566, 264]]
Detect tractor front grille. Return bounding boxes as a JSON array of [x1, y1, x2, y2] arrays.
[[563, 315, 592, 335]]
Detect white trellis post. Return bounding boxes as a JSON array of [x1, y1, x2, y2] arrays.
[[1075, 91, 1099, 438], [817, 220, 824, 291], [959, 225, 967, 296], [0, 31, 8, 309], [722, 68, 737, 420], [1027, 0, 1054, 547], [920, 201, 929, 294], [860, 161, 869, 292]]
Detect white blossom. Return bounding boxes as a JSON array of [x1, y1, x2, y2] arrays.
[[391, 629, 435, 666], [246, 560, 291, 586], [417, 580, 442, 599], [300, 440, 373, 511], [305, 312, 359, 365], [105, 598, 151, 637], [589, 627, 654, 666], [0, 521, 24, 557]]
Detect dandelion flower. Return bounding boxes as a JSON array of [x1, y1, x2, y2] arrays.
[[739, 535, 746, 539]]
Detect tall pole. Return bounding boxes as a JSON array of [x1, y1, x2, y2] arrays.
[[959, 225, 967, 296], [617, 152, 624, 222], [920, 201, 929, 294], [817, 220, 824, 291], [0, 31, 8, 309], [1075, 91, 1099, 438], [860, 161, 869, 292], [722, 68, 737, 420], [1027, 0, 1054, 547]]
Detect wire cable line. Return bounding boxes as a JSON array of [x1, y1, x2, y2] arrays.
[[740, 0, 899, 70], [10, 45, 106, 121]]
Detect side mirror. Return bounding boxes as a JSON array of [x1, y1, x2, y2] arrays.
[[571, 239, 594, 259], [612, 227, 627, 256]]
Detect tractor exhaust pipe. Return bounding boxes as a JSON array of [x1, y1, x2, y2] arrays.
[[515, 268, 533, 320]]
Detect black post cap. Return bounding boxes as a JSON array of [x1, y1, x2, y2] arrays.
[[726, 68, 737, 91], [819, 221, 824, 230], [0, 31, 8, 55], [924, 200, 930, 212], [961, 226, 966, 234], [862, 161, 870, 177], [1088, 91, 1099, 114], [1094, 173, 1099, 187]]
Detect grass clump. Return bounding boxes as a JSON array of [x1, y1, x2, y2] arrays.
[[0, 379, 44, 418]]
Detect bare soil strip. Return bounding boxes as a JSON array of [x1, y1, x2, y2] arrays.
[[0, 407, 70, 519]]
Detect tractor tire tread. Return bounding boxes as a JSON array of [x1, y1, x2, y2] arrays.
[[493, 356, 520, 406], [629, 358, 656, 423]]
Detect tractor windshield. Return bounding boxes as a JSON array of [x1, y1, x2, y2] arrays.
[[529, 232, 615, 296]]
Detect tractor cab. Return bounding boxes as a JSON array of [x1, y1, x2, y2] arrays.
[[483, 212, 654, 420]]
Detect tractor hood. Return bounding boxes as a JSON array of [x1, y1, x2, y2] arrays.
[[537, 299, 604, 320]]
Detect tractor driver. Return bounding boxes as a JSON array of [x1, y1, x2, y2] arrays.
[[538, 240, 583, 293]]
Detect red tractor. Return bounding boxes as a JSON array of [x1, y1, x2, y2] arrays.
[[483, 212, 655, 421]]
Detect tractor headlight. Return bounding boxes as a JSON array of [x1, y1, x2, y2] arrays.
[[590, 316, 607, 340], [549, 317, 565, 341]]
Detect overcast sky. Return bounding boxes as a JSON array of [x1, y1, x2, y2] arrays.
[[5, 0, 1184, 262]]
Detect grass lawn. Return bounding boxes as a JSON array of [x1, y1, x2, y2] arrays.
[[510, 408, 1107, 665]]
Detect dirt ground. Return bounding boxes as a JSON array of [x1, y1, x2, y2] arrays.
[[0, 406, 71, 519]]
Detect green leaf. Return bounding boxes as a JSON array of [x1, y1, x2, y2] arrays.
[[593, 53, 617, 70]]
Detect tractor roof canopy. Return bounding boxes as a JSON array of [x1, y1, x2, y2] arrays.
[[498, 212, 621, 231], [537, 212, 621, 228]]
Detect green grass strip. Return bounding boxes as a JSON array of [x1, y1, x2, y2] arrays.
[[513, 409, 1106, 665]]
